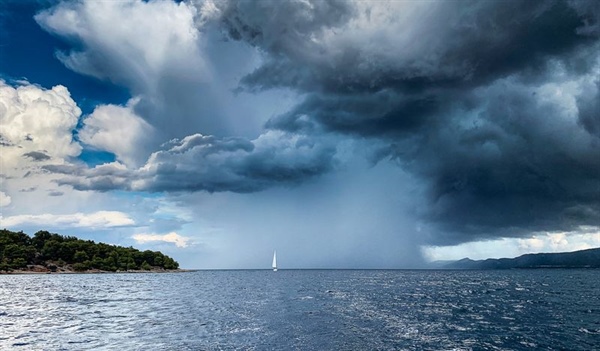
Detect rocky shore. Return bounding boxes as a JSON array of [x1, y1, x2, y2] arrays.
[[1, 264, 193, 274]]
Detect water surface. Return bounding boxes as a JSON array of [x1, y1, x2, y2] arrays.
[[1, 270, 599, 350]]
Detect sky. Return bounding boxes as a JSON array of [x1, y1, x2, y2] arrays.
[[0, 0, 599, 269]]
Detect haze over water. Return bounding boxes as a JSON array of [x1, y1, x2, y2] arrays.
[[2, 270, 599, 350]]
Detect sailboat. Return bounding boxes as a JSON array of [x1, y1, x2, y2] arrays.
[[272, 250, 277, 272]]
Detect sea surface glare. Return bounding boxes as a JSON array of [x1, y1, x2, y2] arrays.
[[1, 270, 599, 350]]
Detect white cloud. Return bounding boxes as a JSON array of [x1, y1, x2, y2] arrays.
[[423, 229, 600, 261], [132, 232, 190, 248], [35, 0, 206, 91], [0, 211, 135, 229], [0, 80, 147, 228], [0, 80, 82, 177], [0, 80, 87, 215], [35, 0, 269, 143], [0, 192, 11, 207], [79, 98, 155, 167], [34, 0, 219, 139], [517, 231, 600, 253]]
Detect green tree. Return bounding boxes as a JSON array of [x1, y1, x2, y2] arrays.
[[73, 262, 89, 271], [41, 240, 62, 261], [0, 259, 10, 272], [11, 258, 27, 269], [141, 261, 152, 270], [32, 231, 52, 250], [73, 250, 89, 263], [153, 254, 164, 267], [0, 229, 180, 272]]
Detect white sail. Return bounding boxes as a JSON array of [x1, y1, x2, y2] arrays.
[[272, 250, 277, 271]]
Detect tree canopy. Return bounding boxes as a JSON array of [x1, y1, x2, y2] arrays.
[[0, 229, 179, 272]]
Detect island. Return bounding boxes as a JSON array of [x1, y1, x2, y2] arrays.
[[443, 247, 600, 269], [0, 229, 180, 273]]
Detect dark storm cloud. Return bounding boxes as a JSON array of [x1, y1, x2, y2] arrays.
[[218, 0, 354, 54], [413, 77, 600, 244], [226, 0, 596, 94], [215, 0, 600, 244], [267, 90, 441, 137], [576, 78, 600, 137], [45, 132, 336, 193], [567, 0, 600, 36]]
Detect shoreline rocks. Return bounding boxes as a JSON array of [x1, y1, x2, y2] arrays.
[[0, 266, 193, 274]]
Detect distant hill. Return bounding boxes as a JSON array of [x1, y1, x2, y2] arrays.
[[0, 229, 179, 273], [443, 247, 600, 269]]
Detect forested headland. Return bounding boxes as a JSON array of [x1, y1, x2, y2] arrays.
[[0, 229, 179, 273]]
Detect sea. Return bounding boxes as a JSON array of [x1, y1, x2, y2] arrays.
[[1, 269, 599, 350]]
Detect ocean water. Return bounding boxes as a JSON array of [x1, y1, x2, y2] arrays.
[[1, 270, 599, 350]]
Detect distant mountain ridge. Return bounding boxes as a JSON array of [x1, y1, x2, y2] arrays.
[[444, 247, 600, 269]]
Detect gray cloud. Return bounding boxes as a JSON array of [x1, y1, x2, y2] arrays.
[[45, 132, 336, 193], [567, 0, 600, 36], [414, 76, 600, 244], [0, 134, 14, 146], [224, 1, 596, 94], [44, 162, 140, 192], [22, 151, 51, 161], [214, 0, 600, 245], [267, 90, 441, 137], [139, 132, 336, 193], [217, 0, 354, 56], [576, 76, 600, 137]]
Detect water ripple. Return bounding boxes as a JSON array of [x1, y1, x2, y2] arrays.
[[1, 270, 599, 350]]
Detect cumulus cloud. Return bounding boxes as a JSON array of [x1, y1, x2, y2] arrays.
[[518, 231, 600, 253], [35, 0, 206, 92], [45, 131, 337, 193], [34, 0, 258, 145], [0, 211, 135, 229], [78, 98, 155, 167], [132, 232, 190, 248], [0, 80, 83, 210], [137, 131, 336, 192], [0, 80, 82, 176]]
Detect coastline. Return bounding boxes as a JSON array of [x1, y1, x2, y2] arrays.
[[0, 265, 196, 275]]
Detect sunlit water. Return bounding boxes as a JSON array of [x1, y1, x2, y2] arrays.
[[1, 270, 599, 350]]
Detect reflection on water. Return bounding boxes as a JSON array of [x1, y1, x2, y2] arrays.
[[1, 270, 599, 350]]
